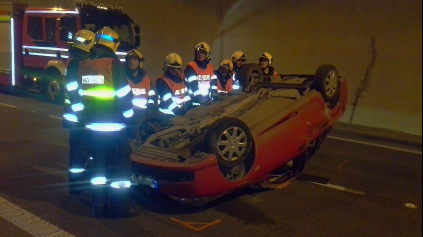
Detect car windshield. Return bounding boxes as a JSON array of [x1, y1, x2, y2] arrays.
[[81, 19, 135, 51]]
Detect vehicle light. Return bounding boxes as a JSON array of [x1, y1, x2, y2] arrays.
[[96, 4, 108, 10], [33, 78, 37, 82]]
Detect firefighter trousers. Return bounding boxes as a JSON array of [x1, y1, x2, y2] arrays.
[[87, 129, 132, 209]]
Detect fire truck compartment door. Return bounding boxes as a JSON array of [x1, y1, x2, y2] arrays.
[[0, 20, 11, 75]]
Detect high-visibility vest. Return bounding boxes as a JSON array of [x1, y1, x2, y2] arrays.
[[157, 72, 189, 105], [128, 75, 151, 109], [217, 77, 234, 93], [186, 61, 215, 88], [78, 58, 121, 124]]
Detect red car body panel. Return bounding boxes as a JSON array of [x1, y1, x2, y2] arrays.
[[131, 77, 348, 200]]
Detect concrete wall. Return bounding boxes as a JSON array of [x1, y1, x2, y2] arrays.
[[5, 0, 422, 135]]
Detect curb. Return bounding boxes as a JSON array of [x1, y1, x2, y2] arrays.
[[332, 122, 422, 147]]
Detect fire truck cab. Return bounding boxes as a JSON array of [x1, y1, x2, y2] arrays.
[[0, 1, 140, 102]]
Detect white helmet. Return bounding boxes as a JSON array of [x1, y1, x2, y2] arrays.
[[259, 52, 273, 66], [95, 27, 120, 52], [73, 30, 95, 52], [165, 52, 183, 69], [231, 51, 246, 63], [195, 42, 211, 61]]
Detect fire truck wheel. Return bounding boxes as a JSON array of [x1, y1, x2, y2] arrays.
[[44, 71, 64, 104]]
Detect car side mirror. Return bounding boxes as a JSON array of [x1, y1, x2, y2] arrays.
[[135, 35, 140, 48], [59, 27, 72, 42], [134, 25, 140, 35]]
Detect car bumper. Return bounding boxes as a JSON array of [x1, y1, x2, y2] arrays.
[[131, 153, 240, 200]]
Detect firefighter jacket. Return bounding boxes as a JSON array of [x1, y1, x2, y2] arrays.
[[156, 70, 191, 115], [262, 66, 278, 82], [210, 70, 235, 95], [63, 48, 91, 128], [184, 60, 216, 101], [76, 46, 134, 131], [125, 68, 155, 110]]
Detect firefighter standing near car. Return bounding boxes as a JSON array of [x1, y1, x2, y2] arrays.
[[184, 42, 216, 106], [259, 52, 278, 82], [210, 59, 236, 100], [124, 49, 156, 117], [76, 27, 140, 218], [156, 52, 192, 116], [63, 29, 95, 196]]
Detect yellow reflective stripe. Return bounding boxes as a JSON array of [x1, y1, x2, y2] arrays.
[[80, 88, 115, 99]]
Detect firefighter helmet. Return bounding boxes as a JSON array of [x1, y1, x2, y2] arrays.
[[219, 59, 234, 72], [73, 30, 95, 52], [259, 52, 273, 66], [95, 27, 120, 52], [231, 51, 246, 63], [195, 42, 211, 61], [126, 49, 145, 62], [165, 52, 183, 69]]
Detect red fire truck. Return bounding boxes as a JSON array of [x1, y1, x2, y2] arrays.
[[0, 1, 140, 103]]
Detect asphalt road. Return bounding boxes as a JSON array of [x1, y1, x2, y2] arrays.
[[0, 91, 422, 237]]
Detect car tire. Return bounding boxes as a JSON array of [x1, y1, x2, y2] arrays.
[[313, 64, 340, 108], [235, 63, 264, 91], [204, 118, 253, 168], [44, 71, 64, 104]]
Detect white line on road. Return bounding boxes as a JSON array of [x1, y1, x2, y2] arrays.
[[328, 136, 422, 155], [0, 102, 17, 108], [309, 182, 366, 195], [0, 196, 75, 237], [48, 115, 63, 120]]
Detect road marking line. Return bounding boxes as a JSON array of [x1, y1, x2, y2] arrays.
[[171, 218, 222, 232], [0, 196, 75, 237], [328, 136, 422, 155], [48, 115, 63, 120], [309, 182, 366, 195], [0, 102, 17, 108]]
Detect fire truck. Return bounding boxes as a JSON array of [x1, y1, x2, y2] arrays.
[[0, 1, 140, 103]]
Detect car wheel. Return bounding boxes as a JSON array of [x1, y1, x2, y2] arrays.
[[235, 63, 264, 92], [44, 71, 64, 104], [205, 118, 253, 168], [313, 64, 340, 108]]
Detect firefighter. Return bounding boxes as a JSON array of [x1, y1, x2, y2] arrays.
[[259, 52, 278, 82], [124, 49, 156, 111], [76, 27, 140, 218], [231, 51, 246, 74], [63, 29, 95, 196], [156, 52, 192, 116], [211, 59, 235, 100], [184, 42, 216, 106]]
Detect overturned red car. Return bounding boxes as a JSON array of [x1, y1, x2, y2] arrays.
[[130, 64, 348, 205]]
